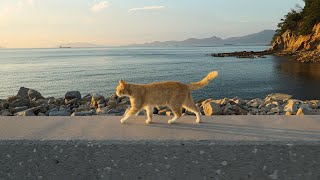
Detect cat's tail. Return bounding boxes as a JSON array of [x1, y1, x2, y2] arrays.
[[188, 71, 218, 91]]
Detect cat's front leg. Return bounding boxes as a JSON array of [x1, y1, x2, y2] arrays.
[[120, 106, 141, 124], [145, 106, 153, 124]]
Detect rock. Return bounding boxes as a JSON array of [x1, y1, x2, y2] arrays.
[[107, 99, 118, 108], [308, 101, 320, 109], [108, 109, 123, 114], [202, 100, 222, 116], [231, 106, 249, 115], [65, 91, 81, 101], [17, 87, 30, 99], [232, 97, 245, 105], [28, 89, 45, 101], [71, 111, 93, 116], [98, 104, 106, 108], [96, 107, 108, 115], [55, 98, 64, 105], [65, 98, 78, 105], [45, 107, 59, 116], [36, 112, 45, 116], [7, 96, 21, 103], [284, 100, 298, 113], [223, 108, 236, 115], [15, 110, 36, 116], [269, 107, 283, 114], [82, 94, 92, 103], [91, 93, 105, 108], [49, 110, 71, 116], [9, 98, 30, 108], [9, 106, 29, 114], [247, 98, 263, 108], [48, 98, 56, 104], [2, 102, 9, 109], [33, 99, 48, 106], [1, 110, 13, 116], [265, 93, 292, 102], [296, 108, 320, 115], [298, 103, 312, 110]]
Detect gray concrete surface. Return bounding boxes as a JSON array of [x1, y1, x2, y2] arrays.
[[0, 115, 319, 179]]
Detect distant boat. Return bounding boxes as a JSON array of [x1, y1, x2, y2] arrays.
[[59, 45, 71, 48]]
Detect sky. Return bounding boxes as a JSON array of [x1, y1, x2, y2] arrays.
[[0, 0, 303, 48]]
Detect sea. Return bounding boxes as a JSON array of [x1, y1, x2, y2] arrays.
[[1, 46, 320, 100]]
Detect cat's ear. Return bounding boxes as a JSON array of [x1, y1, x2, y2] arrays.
[[119, 79, 126, 85]]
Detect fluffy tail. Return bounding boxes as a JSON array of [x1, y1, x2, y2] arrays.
[[188, 71, 218, 91]]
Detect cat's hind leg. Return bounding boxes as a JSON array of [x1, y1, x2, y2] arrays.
[[168, 106, 182, 124], [145, 106, 153, 124], [120, 106, 142, 124], [183, 96, 202, 123]]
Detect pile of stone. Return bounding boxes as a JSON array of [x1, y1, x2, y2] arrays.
[[1, 88, 319, 117], [199, 93, 320, 116], [0, 87, 130, 117]]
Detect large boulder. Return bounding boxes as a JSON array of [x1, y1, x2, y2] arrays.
[[10, 106, 29, 114], [91, 93, 106, 108], [15, 109, 36, 116], [284, 100, 298, 113], [9, 98, 30, 108], [264, 93, 292, 102], [1, 110, 13, 116], [202, 100, 222, 116], [64, 91, 81, 101], [247, 98, 263, 108], [17, 87, 30, 99], [28, 89, 45, 101], [7, 96, 21, 103]]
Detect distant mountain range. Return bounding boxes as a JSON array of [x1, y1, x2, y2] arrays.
[[131, 30, 275, 47]]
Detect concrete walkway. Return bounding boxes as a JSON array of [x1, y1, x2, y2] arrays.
[[0, 116, 319, 179], [0, 115, 319, 141]]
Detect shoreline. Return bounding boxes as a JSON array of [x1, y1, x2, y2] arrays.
[[1, 87, 319, 117]]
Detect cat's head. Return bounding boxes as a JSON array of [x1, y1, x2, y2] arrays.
[[116, 79, 130, 97]]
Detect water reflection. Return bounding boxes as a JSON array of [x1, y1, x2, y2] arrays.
[[273, 56, 320, 100]]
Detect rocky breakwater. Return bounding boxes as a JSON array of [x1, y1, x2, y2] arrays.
[[210, 50, 272, 59], [0, 87, 130, 117], [1, 88, 319, 117]]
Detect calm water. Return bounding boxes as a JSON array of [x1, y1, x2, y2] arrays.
[[1, 46, 320, 100]]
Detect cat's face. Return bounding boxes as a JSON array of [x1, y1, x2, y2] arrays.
[[116, 80, 129, 97]]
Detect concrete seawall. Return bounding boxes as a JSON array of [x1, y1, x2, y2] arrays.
[[0, 116, 319, 179]]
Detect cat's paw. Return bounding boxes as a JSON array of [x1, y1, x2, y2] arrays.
[[196, 119, 201, 123], [168, 120, 175, 124], [145, 119, 152, 124], [120, 119, 126, 124]]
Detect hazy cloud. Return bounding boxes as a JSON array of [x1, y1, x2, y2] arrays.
[[128, 6, 165, 12], [0, 0, 34, 17], [91, 1, 110, 12]]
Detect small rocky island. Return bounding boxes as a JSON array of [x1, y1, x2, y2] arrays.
[[1, 87, 319, 117]]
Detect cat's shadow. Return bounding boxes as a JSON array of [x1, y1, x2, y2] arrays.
[[138, 119, 320, 141]]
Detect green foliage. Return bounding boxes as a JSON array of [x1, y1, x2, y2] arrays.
[[300, 0, 320, 34], [273, 0, 320, 41]]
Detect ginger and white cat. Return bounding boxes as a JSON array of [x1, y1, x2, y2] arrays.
[[116, 71, 218, 124]]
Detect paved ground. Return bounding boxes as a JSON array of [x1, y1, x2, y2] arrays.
[[0, 115, 319, 179], [0, 115, 319, 141]]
